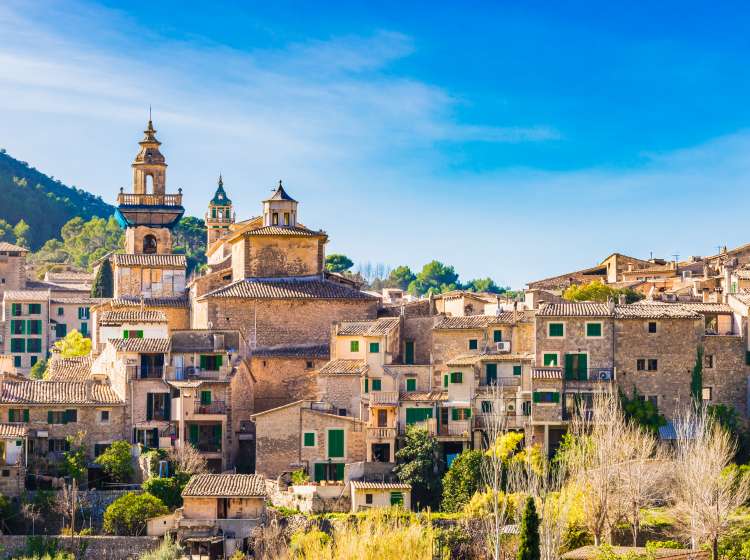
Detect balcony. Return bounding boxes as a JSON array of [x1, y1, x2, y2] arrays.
[[178, 517, 262, 539], [481, 377, 521, 388], [117, 192, 183, 207], [369, 391, 399, 406], [401, 418, 437, 435], [440, 420, 471, 437], [128, 365, 164, 379], [193, 400, 227, 415], [204, 213, 235, 224], [167, 366, 231, 381], [367, 426, 397, 439], [194, 441, 222, 453], [564, 368, 615, 383], [473, 413, 526, 430]]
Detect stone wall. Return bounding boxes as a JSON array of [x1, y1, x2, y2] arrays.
[[125, 225, 173, 254], [317, 375, 361, 416], [250, 356, 326, 413], [0, 535, 160, 560], [535, 316, 615, 370], [0, 253, 26, 300], [402, 316, 435, 365], [701, 334, 749, 418]]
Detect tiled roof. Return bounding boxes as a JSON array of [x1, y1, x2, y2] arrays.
[[350, 481, 411, 490], [0, 423, 28, 438], [318, 359, 367, 376], [49, 297, 107, 305], [730, 293, 750, 306], [0, 242, 29, 253], [112, 254, 186, 268], [46, 356, 93, 381], [109, 295, 190, 308], [170, 330, 242, 353], [734, 270, 750, 280], [99, 310, 168, 325], [532, 368, 563, 380], [537, 303, 612, 317], [337, 317, 400, 336], [447, 352, 534, 366], [669, 302, 733, 314], [244, 225, 323, 237], [3, 290, 49, 301], [204, 278, 376, 300], [526, 264, 607, 290], [109, 338, 171, 353], [433, 312, 532, 330], [399, 391, 448, 402], [182, 474, 266, 498], [251, 343, 329, 359], [613, 305, 700, 319], [46, 272, 93, 282], [0, 380, 123, 405]]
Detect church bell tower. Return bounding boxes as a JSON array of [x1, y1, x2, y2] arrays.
[[205, 174, 234, 247]]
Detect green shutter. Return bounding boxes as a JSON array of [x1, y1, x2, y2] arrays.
[[450, 371, 462, 384], [577, 354, 588, 380], [350, 340, 359, 352], [8, 410, 14, 423], [334, 463, 344, 481], [549, 323, 564, 337], [123, 330, 129, 339], [532, 392, 541, 404], [136, 330, 144, 338], [314, 463, 326, 482], [586, 323, 602, 337], [328, 429, 344, 458], [146, 393, 153, 421], [200, 355, 207, 369], [452, 408, 459, 421], [55, 324, 67, 338], [369, 342, 379, 353], [564, 354, 575, 380], [23, 409, 29, 423], [404, 342, 414, 364], [213, 424, 222, 443], [304, 432, 315, 447], [164, 395, 171, 421], [464, 408, 472, 418], [216, 355, 223, 367], [469, 339, 478, 350], [551, 392, 560, 403], [543, 353, 557, 366], [47, 411, 53, 423], [486, 363, 497, 384], [443, 374, 448, 388], [406, 378, 416, 392], [201, 391, 212, 405], [189, 424, 199, 445], [493, 330, 502, 342], [372, 379, 382, 391], [406, 408, 426, 425], [513, 365, 522, 376], [390, 492, 404, 506], [364, 378, 369, 393]]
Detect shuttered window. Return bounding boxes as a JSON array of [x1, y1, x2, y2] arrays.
[[586, 323, 602, 337], [406, 378, 416, 392], [543, 353, 558, 366], [532, 391, 560, 404], [468, 339, 478, 350], [350, 340, 359, 352], [327, 429, 345, 458], [493, 330, 502, 342], [371, 379, 382, 391], [28, 304, 41, 315], [11, 304, 22, 317], [405, 408, 432, 424], [303, 432, 316, 447], [390, 492, 404, 506], [485, 363, 497, 385], [27, 339, 42, 353], [189, 424, 199, 445], [369, 342, 379, 353], [548, 323, 564, 337], [513, 365, 522, 376], [200, 391, 212, 405], [450, 371, 463, 384]]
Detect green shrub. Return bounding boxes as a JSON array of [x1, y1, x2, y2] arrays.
[[103, 492, 169, 535], [291, 469, 309, 485], [440, 449, 483, 513], [138, 534, 183, 560], [95, 440, 134, 483], [646, 540, 683, 550], [142, 473, 190, 510]]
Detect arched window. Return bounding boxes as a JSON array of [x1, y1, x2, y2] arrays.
[[143, 234, 157, 254], [146, 174, 154, 195]]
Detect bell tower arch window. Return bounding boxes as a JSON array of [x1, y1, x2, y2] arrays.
[[143, 234, 158, 254]]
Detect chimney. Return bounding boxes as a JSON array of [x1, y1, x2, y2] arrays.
[[607, 297, 615, 314], [513, 301, 519, 322], [617, 294, 626, 305]]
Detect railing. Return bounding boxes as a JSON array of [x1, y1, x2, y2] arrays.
[[193, 400, 227, 415], [128, 365, 164, 379], [204, 213, 235, 224], [367, 426, 397, 439], [117, 192, 183, 206], [194, 441, 222, 453], [482, 377, 521, 387], [179, 517, 262, 538], [473, 414, 526, 430], [402, 418, 437, 435], [441, 420, 471, 437], [169, 366, 229, 381], [369, 391, 399, 406], [564, 368, 615, 382]]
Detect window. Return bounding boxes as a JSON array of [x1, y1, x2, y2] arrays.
[[8, 409, 29, 423], [404, 341, 415, 364], [468, 339, 478, 350], [513, 365, 522, 376], [147, 393, 170, 421], [564, 353, 588, 381], [390, 492, 404, 506], [648, 359, 658, 371], [48, 439, 70, 453], [10, 320, 24, 335], [371, 379, 382, 391], [637, 359, 645, 371], [13, 356, 21, 368], [199, 354, 223, 371], [80, 323, 88, 337], [306, 360, 314, 369], [548, 323, 564, 337], [364, 378, 369, 393], [586, 322, 602, 337], [365, 493, 373, 505], [142, 235, 157, 255], [77, 307, 90, 320], [369, 342, 380, 353], [493, 330, 502, 342], [284, 212, 290, 225], [543, 353, 558, 366], [10, 339, 25, 353], [405, 407, 432, 424], [123, 330, 144, 339], [350, 340, 360, 352], [532, 391, 560, 404], [451, 408, 471, 421], [55, 324, 67, 338], [99, 410, 110, 424], [481, 400, 492, 413], [27, 320, 42, 335], [272, 212, 279, 225], [94, 443, 111, 457], [705, 354, 714, 368], [30, 356, 37, 367], [327, 429, 345, 458], [200, 391, 212, 405], [648, 322, 657, 333], [47, 410, 76, 424], [702, 387, 713, 401], [11, 303, 21, 317], [27, 339, 42, 353], [450, 371, 463, 384], [303, 432, 316, 447], [406, 378, 417, 392], [57, 307, 64, 316], [27, 303, 41, 315], [443, 374, 448, 388]]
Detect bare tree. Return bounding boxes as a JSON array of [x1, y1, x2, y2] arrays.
[[671, 405, 750, 560], [168, 442, 208, 475]]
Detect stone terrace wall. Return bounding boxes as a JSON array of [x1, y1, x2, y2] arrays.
[[0, 536, 160, 560]]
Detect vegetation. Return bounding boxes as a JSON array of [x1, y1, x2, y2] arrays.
[[90, 258, 113, 297], [407, 260, 459, 295], [386, 265, 416, 290], [619, 388, 666, 434], [137, 534, 183, 560], [291, 469, 310, 485], [62, 432, 88, 482], [691, 345, 704, 405], [52, 330, 92, 358], [142, 473, 190, 510], [172, 216, 207, 274], [441, 449, 483, 513], [518, 497, 541, 560], [394, 426, 440, 510], [94, 440, 134, 483], [563, 280, 643, 303], [103, 492, 168, 536], [325, 254, 354, 273], [29, 358, 47, 380], [31, 215, 123, 271]]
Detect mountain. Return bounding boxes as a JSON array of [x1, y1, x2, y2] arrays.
[[0, 149, 115, 250]]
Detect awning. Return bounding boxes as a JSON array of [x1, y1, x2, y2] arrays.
[[186, 536, 224, 544]]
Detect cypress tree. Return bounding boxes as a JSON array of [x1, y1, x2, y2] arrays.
[[518, 496, 540, 560], [690, 345, 704, 406], [91, 258, 114, 298]]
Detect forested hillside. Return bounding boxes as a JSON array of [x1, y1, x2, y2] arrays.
[[0, 148, 114, 249]]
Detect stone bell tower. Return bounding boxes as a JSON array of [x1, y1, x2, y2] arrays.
[[262, 180, 298, 227], [205, 174, 234, 247]]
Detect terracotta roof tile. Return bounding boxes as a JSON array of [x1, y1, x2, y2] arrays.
[[3, 290, 50, 301], [0, 423, 28, 438], [49, 297, 107, 305], [109, 338, 171, 353], [0, 380, 122, 405], [399, 391, 448, 402], [170, 330, 242, 353], [446, 352, 534, 366], [182, 474, 266, 498], [613, 305, 700, 319], [204, 278, 376, 300], [537, 303, 612, 317], [0, 242, 29, 253], [318, 359, 367, 376], [46, 356, 93, 381], [251, 344, 329, 358], [243, 225, 323, 237], [532, 368, 563, 379], [433, 312, 533, 330], [337, 317, 400, 336], [109, 295, 190, 308], [350, 481, 411, 490], [99, 310, 168, 325], [112, 254, 186, 268]]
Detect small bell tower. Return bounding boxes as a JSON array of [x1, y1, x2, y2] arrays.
[[206, 174, 234, 246], [262, 180, 298, 227]]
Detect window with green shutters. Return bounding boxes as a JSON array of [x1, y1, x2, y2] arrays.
[[11, 303, 22, 317], [27, 339, 42, 353], [404, 341, 415, 364], [513, 365, 522, 376], [586, 322, 602, 337], [189, 424, 199, 445], [485, 363, 497, 385], [80, 323, 88, 337], [10, 339, 25, 353], [10, 320, 24, 334], [303, 432, 316, 447], [30, 356, 37, 367], [468, 339, 478, 350], [405, 408, 433, 424], [350, 340, 359, 352], [543, 353, 558, 366], [371, 379, 382, 391], [443, 374, 448, 388], [27, 320, 42, 335], [564, 353, 588, 380], [57, 307, 64, 316], [212, 424, 222, 445], [48, 411, 67, 424], [451, 408, 471, 421], [364, 378, 369, 393], [406, 378, 417, 392], [123, 330, 144, 339], [390, 492, 404, 506], [78, 307, 90, 320], [450, 371, 463, 384], [493, 330, 502, 342], [369, 342, 380, 353], [314, 463, 326, 482], [8, 409, 29, 423], [481, 400, 492, 413], [200, 391, 212, 405], [532, 391, 560, 404], [548, 323, 564, 337], [13, 356, 21, 368], [327, 429, 345, 458], [55, 324, 67, 338], [28, 304, 41, 315]]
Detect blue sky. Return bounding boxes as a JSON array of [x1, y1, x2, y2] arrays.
[[1, 1, 750, 288]]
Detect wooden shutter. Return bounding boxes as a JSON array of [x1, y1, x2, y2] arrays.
[[189, 424, 199, 445], [334, 463, 344, 481], [577, 354, 588, 380], [47, 411, 53, 424], [200, 355, 207, 369], [405, 341, 414, 364], [304, 432, 315, 446], [64, 409, 77, 423], [552, 392, 560, 403], [8, 410, 14, 423], [390, 492, 403, 506], [23, 409, 29, 423], [406, 378, 416, 391], [328, 429, 344, 458], [443, 375, 448, 388], [532, 392, 541, 403], [364, 379, 369, 393], [164, 395, 171, 421], [486, 363, 497, 384], [314, 463, 326, 482], [493, 330, 502, 342], [146, 393, 154, 421], [452, 408, 459, 421], [564, 354, 575, 380], [213, 424, 222, 443], [513, 365, 522, 376], [216, 355, 223, 367], [372, 379, 381, 391], [201, 391, 212, 405]]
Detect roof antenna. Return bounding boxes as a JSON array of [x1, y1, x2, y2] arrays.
[[149, 105, 152, 122]]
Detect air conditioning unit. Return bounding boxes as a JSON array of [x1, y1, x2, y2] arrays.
[[496, 341, 511, 352], [506, 402, 516, 413], [594, 369, 613, 381]]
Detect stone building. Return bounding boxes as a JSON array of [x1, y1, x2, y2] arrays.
[[0, 242, 29, 300]]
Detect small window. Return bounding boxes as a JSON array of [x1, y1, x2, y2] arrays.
[[365, 493, 373, 505], [548, 323, 564, 337], [303, 432, 316, 447], [350, 340, 360, 352], [371, 379, 382, 391], [11, 303, 22, 317], [272, 212, 279, 225], [705, 354, 714, 368], [513, 365, 522, 376], [123, 330, 144, 339], [443, 374, 448, 388], [30, 356, 37, 367], [406, 378, 416, 392], [100, 410, 110, 424], [481, 400, 492, 413], [284, 212, 290, 225], [28, 303, 41, 315], [450, 371, 463, 384], [532, 391, 560, 404], [369, 342, 380, 353], [648, 322, 657, 333], [27, 338, 42, 353], [702, 387, 713, 401], [390, 492, 404, 506], [47, 411, 66, 425], [200, 391, 212, 405], [57, 307, 64, 316], [586, 322, 602, 337], [636, 359, 646, 371], [13, 356, 21, 368], [647, 359, 658, 371], [543, 353, 558, 366], [493, 330, 502, 342], [306, 360, 314, 369], [451, 408, 472, 421], [10, 339, 25, 353], [364, 378, 369, 393], [468, 339, 478, 350]]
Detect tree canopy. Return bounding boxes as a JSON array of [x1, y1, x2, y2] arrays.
[[31, 215, 123, 271], [386, 265, 416, 290], [408, 260, 460, 295], [441, 449, 483, 512], [563, 280, 643, 303], [53, 330, 92, 358], [325, 253, 354, 273], [103, 492, 168, 535], [95, 440, 135, 483], [619, 388, 666, 434], [91, 258, 114, 298], [395, 425, 440, 510]]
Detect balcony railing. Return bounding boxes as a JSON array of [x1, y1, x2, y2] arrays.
[[204, 213, 235, 224], [117, 192, 183, 206], [169, 366, 229, 381], [369, 391, 399, 406], [193, 441, 222, 453], [482, 377, 521, 388], [367, 426, 397, 439], [441, 420, 471, 437], [564, 368, 615, 382], [193, 400, 227, 415], [401, 419, 437, 435], [473, 414, 526, 430], [128, 365, 164, 379]]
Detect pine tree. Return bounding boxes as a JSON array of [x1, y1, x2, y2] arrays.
[[91, 258, 114, 298], [518, 496, 540, 560], [691, 345, 704, 406]]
